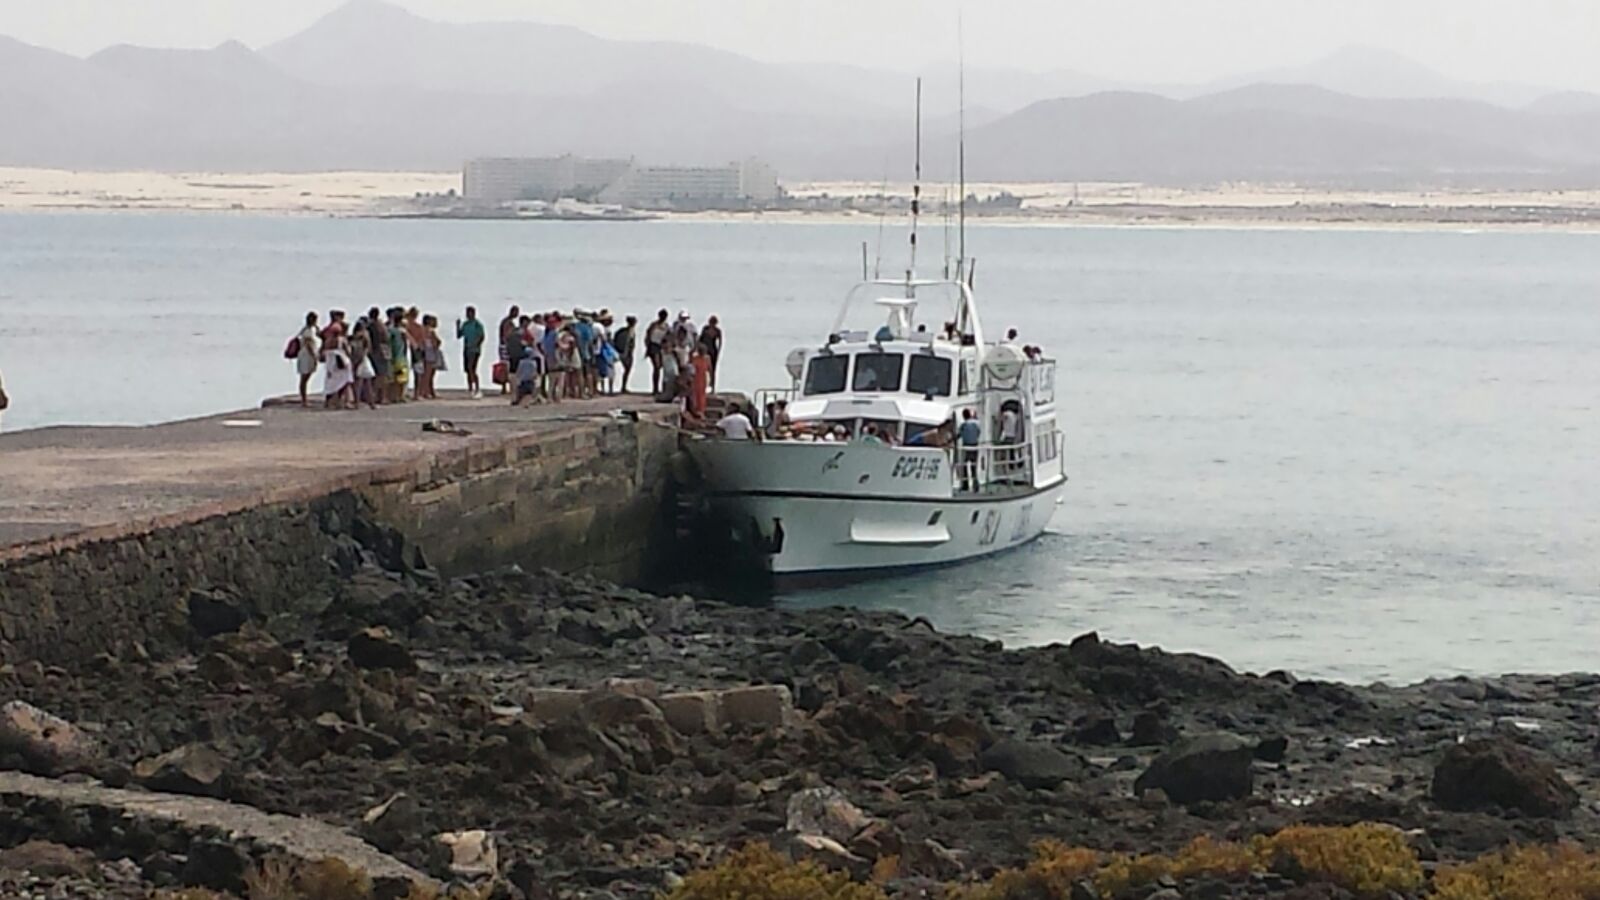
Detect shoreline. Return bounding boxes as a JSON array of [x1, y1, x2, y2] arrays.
[[12, 202, 1600, 234], [8, 166, 1600, 232]]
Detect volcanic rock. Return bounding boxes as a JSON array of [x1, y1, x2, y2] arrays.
[[0, 701, 101, 777], [1135, 734, 1254, 804], [363, 793, 424, 854], [347, 627, 417, 673], [437, 830, 499, 879], [1255, 736, 1290, 764], [133, 743, 231, 798], [980, 739, 1080, 790], [0, 841, 96, 878], [1432, 736, 1578, 818], [186, 589, 247, 638], [1072, 715, 1123, 746], [786, 786, 872, 843], [1130, 709, 1178, 746]]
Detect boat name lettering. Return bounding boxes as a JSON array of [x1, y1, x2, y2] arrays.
[[891, 456, 942, 480]]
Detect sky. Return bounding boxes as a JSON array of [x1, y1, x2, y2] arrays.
[[6, 0, 1600, 91]]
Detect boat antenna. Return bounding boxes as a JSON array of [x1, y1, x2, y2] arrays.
[[958, 13, 967, 275], [872, 158, 890, 280], [908, 76, 922, 287], [942, 185, 952, 279]]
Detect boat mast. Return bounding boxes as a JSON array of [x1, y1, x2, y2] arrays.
[[908, 77, 922, 295], [958, 14, 967, 279]]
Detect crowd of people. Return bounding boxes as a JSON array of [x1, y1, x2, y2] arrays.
[[286, 304, 725, 411]]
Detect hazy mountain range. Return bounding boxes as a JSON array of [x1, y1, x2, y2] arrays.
[[6, 0, 1600, 186]]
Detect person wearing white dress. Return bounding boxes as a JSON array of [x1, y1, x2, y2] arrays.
[[294, 311, 321, 408]]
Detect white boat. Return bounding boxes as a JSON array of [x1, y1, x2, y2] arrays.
[[687, 272, 1067, 578], [686, 75, 1065, 579]]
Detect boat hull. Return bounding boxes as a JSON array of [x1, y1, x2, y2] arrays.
[[699, 479, 1066, 576]]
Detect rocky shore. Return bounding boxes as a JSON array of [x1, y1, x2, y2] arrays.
[[0, 521, 1596, 898]]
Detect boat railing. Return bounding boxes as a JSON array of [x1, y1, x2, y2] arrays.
[[752, 387, 798, 426], [955, 440, 1034, 492]]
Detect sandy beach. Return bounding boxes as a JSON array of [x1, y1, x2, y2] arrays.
[[6, 166, 1600, 229]]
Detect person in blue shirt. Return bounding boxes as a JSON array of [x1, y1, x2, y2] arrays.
[[456, 306, 487, 398], [958, 409, 982, 491], [572, 313, 596, 398], [513, 348, 541, 407]]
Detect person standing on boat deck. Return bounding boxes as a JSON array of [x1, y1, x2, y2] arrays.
[[698, 315, 723, 391], [613, 315, 638, 394], [365, 308, 390, 406], [457, 306, 486, 399], [999, 402, 1023, 482], [293, 312, 321, 407], [716, 403, 757, 441], [1005, 328, 1020, 344], [959, 409, 982, 491], [497, 305, 521, 395]]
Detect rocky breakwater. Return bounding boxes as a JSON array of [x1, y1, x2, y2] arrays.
[[0, 536, 1593, 897]]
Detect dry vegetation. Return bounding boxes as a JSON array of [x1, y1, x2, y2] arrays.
[[665, 825, 1593, 900], [143, 835, 1600, 900]]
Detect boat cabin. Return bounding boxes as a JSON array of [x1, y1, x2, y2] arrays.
[[753, 281, 1062, 494]]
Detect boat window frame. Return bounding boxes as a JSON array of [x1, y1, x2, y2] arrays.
[[803, 354, 850, 395], [850, 351, 904, 392], [907, 354, 954, 398]]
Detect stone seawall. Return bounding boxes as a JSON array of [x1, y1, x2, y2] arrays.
[[0, 399, 683, 666], [360, 414, 681, 582], [0, 495, 355, 665]]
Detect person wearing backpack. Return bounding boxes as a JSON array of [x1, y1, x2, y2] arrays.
[[288, 311, 321, 408]]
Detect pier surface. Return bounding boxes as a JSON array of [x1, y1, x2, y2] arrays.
[[0, 392, 666, 559]]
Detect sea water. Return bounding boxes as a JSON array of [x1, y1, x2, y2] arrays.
[[2, 211, 1597, 682]]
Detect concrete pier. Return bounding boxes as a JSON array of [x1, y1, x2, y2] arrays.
[[0, 393, 682, 663]]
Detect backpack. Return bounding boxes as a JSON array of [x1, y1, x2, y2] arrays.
[[284, 336, 302, 360]]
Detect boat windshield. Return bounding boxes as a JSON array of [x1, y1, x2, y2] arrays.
[[804, 355, 848, 394], [852, 352, 903, 392], [906, 355, 953, 397]]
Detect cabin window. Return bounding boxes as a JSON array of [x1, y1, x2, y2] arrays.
[[907, 356, 953, 397], [852, 353, 903, 392], [804, 355, 849, 394]]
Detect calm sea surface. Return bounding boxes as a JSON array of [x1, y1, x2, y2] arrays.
[[3, 212, 1598, 682]]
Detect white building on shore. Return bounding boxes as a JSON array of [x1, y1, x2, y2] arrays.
[[463, 155, 631, 203], [462, 156, 781, 208]]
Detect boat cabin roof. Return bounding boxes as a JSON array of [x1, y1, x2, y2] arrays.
[[786, 394, 952, 427]]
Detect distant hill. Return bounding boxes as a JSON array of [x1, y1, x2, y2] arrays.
[[956, 86, 1600, 185], [5, 3, 1600, 185], [1207, 45, 1557, 108]]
